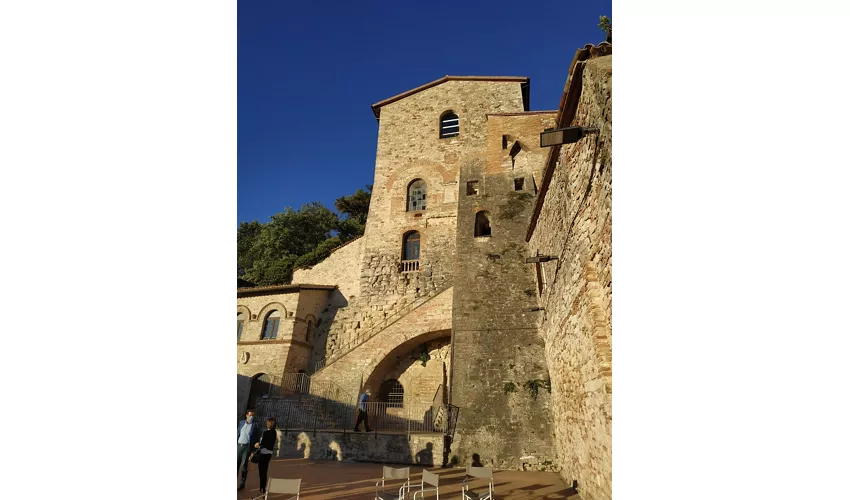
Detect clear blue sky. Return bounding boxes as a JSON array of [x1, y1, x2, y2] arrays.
[[238, 0, 612, 225]]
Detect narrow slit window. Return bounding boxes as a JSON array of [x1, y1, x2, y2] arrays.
[[306, 320, 314, 344], [237, 312, 245, 341]]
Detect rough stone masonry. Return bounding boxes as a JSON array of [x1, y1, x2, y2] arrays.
[[238, 45, 612, 500]]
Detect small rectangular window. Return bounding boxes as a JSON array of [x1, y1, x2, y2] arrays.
[[466, 181, 479, 196], [514, 178, 525, 191], [502, 135, 508, 149]]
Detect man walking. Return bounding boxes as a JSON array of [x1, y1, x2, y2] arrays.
[[353, 389, 372, 432], [237, 409, 260, 490]]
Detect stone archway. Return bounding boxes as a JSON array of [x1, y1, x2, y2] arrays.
[[310, 286, 454, 399], [248, 373, 271, 408], [361, 329, 452, 399]]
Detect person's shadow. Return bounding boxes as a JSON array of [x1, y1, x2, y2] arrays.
[[415, 442, 434, 466], [471, 453, 484, 467]]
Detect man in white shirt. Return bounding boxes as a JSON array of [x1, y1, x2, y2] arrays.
[[237, 409, 260, 490]]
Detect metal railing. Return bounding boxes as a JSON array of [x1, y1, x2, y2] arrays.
[[250, 372, 355, 407], [359, 402, 447, 434], [400, 260, 420, 273], [254, 398, 457, 435]]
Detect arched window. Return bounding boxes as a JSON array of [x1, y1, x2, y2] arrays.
[[439, 111, 459, 138], [262, 310, 280, 340], [475, 211, 492, 237], [401, 231, 420, 273], [407, 179, 426, 212], [378, 379, 404, 408], [237, 312, 245, 341], [305, 320, 314, 344]]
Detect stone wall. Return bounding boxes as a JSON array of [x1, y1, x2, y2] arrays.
[[237, 288, 332, 413], [341, 81, 528, 350], [450, 112, 559, 472], [378, 337, 451, 408], [293, 239, 365, 370], [273, 430, 444, 466], [528, 55, 612, 500], [293, 237, 363, 300], [311, 286, 454, 399]]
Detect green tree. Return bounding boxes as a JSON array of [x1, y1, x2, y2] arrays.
[[598, 15, 612, 43], [259, 203, 338, 257], [334, 185, 371, 240], [237, 220, 263, 277], [237, 186, 373, 286], [334, 185, 372, 224]]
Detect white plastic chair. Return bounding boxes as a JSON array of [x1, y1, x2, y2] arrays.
[[411, 469, 439, 499], [461, 467, 494, 500], [375, 466, 411, 500], [263, 478, 301, 500]]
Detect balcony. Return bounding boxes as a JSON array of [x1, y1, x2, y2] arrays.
[[400, 259, 420, 273]]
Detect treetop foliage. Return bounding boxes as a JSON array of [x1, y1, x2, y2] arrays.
[[238, 185, 372, 286]]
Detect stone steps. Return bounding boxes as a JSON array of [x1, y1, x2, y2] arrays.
[[314, 282, 452, 375]]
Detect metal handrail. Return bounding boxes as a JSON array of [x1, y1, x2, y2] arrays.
[[255, 398, 456, 435]]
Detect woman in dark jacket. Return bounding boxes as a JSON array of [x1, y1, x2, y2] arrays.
[[253, 417, 278, 495]]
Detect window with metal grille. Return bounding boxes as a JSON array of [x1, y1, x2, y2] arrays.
[[262, 310, 280, 340], [439, 111, 459, 138], [237, 312, 245, 341], [379, 379, 405, 408], [407, 179, 426, 212]]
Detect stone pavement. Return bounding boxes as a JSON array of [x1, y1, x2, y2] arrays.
[[238, 458, 577, 499]]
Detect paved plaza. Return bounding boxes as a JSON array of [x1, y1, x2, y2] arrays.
[[238, 458, 577, 499]]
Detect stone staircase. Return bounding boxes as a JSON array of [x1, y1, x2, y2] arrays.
[[313, 282, 453, 374]]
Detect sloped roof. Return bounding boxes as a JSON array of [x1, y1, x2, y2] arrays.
[[237, 283, 337, 297], [371, 76, 530, 119], [527, 42, 612, 241]]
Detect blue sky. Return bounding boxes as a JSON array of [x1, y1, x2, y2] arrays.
[[238, 0, 612, 225]]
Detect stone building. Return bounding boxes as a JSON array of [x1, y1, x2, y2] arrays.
[[237, 43, 612, 500]]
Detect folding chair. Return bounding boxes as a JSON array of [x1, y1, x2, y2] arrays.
[[461, 467, 494, 500], [375, 466, 411, 500], [411, 469, 439, 499], [263, 478, 301, 500]]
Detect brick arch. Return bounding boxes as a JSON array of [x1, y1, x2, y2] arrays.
[[385, 160, 456, 193], [257, 302, 287, 322], [362, 328, 452, 396], [311, 286, 454, 397], [237, 305, 253, 321]]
